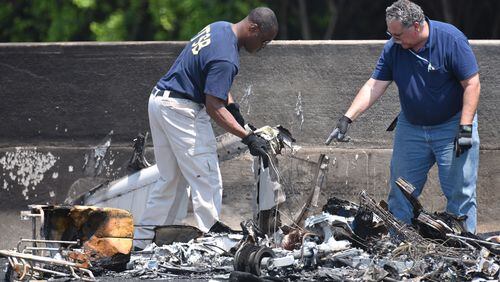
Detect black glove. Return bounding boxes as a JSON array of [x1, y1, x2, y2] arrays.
[[242, 133, 269, 164], [454, 124, 473, 157], [226, 103, 245, 127], [325, 115, 352, 144]]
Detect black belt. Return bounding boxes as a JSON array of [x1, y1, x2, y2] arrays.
[[152, 88, 194, 101]]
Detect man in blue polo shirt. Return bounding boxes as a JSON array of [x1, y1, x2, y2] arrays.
[[326, 0, 480, 233], [134, 7, 278, 249]]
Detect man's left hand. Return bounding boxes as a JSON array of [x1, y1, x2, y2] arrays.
[[454, 124, 473, 157]]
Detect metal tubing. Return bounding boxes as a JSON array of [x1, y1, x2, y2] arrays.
[[0, 249, 95, 281]]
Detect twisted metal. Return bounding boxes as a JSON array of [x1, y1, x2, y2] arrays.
[[358, 190, 473, 261]]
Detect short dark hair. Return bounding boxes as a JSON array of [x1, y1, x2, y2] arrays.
[[248, 7, 278, 34]]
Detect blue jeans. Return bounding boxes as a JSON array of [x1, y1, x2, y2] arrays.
[[388, 111, 479, 233]]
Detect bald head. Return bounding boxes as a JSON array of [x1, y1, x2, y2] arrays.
[[234, 7, 278, 53], [248, 7, 278, 34]]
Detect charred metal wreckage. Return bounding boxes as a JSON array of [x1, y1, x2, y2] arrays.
[[1, 125, 499, 281], [1, 205, 132, 281]]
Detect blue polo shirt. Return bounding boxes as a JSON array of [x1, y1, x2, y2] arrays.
[[372, 19, 478, 125], [156, 21, 240, 104]]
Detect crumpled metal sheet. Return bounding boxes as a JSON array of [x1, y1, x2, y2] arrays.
[[111, 233, 243, 280]]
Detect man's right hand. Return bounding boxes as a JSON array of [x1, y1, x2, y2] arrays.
[[325, 115, 352, 145], [242, 133, 269, 160]]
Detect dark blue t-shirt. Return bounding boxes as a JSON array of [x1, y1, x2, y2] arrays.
[[156, 21, 240, 104], [372, 19, 478, 125]]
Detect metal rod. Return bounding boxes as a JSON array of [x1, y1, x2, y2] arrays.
[[19, 239, 79, 244], [17, 239, 79, 252], [32, 216, 37, 248], [446, 233, 500, 247], [32, 265, 70, 277], [24, 247, 60, 251]]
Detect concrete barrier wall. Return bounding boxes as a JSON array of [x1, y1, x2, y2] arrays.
[[1, 41, 499, 247]]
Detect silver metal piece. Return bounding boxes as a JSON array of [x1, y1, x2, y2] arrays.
[[446, 233, 500, 247], [262, 255, 295, 269], [294, 154, 330, 225]]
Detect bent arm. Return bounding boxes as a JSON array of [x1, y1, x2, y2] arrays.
[[344, 78, 392, 120], [205, 94, 248, 138], [459, 73, 480, 125]]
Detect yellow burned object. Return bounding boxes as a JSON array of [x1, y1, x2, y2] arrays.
[[68, 206, 134, 259], [39, 205, 134, 269], [70, 206, 134, 238]]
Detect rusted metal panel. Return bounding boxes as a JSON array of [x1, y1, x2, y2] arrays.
[[38, 205, 133, 270]]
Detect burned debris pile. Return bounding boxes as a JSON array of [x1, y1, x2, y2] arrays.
[[1, 186, 499, 281], [1, 126, 498, 281], [99, 189, 493, 281], [92, 186, 497, 281]]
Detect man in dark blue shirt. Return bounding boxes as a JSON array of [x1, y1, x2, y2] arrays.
[[134, 7, 278, 249], [326, 0, 480, 232]]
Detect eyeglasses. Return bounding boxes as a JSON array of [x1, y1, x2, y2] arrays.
[[386, 30, 403, 38], [261, 40, 271, 49]]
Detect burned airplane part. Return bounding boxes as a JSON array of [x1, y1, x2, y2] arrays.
[[126, 132, 151, 173]]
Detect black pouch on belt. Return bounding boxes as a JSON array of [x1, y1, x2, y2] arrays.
[[386, 115, 399, 131]]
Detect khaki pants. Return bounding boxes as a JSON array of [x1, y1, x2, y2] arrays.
[[134, 90, 222, 249]]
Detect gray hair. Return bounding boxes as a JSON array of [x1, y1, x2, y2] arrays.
[[248, 7, 278, 34], [386, 0, 425, 28]]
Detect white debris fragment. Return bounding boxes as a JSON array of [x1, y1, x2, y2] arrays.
[[52, 172, 58, 179], [68, 166, 74, 172], [49, 191, 56, 198]]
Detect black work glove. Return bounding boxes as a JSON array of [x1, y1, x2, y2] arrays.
[[226, 103, 245, 127], [454, 124, 473, 157], [242, 133, 269, 166], [325, 115, 352, 145]]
